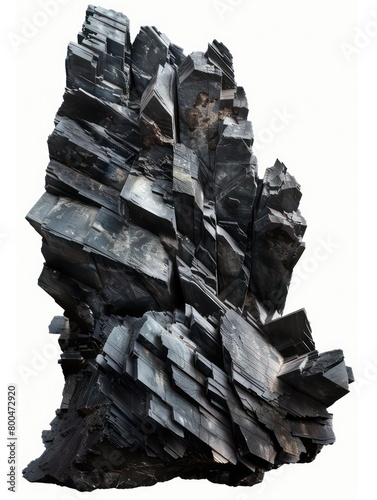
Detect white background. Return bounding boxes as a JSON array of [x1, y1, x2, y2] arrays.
[[1, 0, 375, 498]]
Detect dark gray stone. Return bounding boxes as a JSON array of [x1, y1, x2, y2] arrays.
[[23, 5, 353, 492]]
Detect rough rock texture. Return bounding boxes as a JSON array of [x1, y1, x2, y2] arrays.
[[23, 5, 353, 491]]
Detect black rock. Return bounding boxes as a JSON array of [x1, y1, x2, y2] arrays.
[[23, 5, 353, 492]]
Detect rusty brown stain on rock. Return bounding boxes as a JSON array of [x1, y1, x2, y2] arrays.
[[185, 107, 203, 131], [141, 117, 174, 149], [219, 107, 236, 120], [194, 92, 210, 107], [208, 132, 219, 150]]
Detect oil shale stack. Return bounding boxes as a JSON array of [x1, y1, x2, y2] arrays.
[[23, 5, 353, 491]]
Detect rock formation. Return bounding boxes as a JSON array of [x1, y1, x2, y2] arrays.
[[23, 5, 353, 491]]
